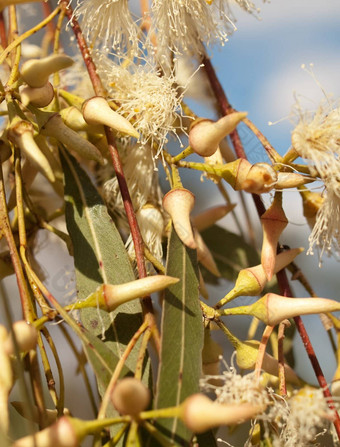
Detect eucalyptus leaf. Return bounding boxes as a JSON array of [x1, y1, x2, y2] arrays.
[[154, 226, 203, 445], [61, 149, 151, 428]]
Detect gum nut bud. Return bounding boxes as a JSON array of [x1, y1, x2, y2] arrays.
[[74, 275, 180, 312], [20, 82, 54, 108], [182, 394, 262, 433], [231, 158, 252, 190], [40, 113, 104, 164], [4, 321, 38, 355], [261, 194, 288, 281], [111, 378, 150, 416], [275, 172, 313, 190], [163, 188, 197, 249], [223, 247, 304, 304], [248, 293, 340, 327], [21, 54, 74, 88], [60, 106, 101, 132], [7, 120, 55, 182], [192, 204, 236, 232], [235, 339, 300, 385], [82, 96, 139, 139], [242, 163, 277, 194], [194, 229, 220, 277], [12, 416, 81, 447], [189, 112, 247, 157], [12, 402, 71, 425]]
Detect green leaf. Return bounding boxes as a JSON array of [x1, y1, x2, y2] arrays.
[[154, 226, 203, 445], [200, 225, 260, 284], [61, 149, 151, 421]]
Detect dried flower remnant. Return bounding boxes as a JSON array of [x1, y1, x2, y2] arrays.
[[73, 0, 139, 55], [273, 387, 334, 447]]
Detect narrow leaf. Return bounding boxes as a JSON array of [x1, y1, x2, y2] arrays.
[[61, 149, 150, 419], [155, 226, 203, 444]]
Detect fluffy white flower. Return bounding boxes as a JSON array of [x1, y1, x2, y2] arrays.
[[292, 101, 340, 262], [73, 0, 139, 55], [308, 186, 340, 262], [273, 387, 333, 447], [97, 60, 185, 153]]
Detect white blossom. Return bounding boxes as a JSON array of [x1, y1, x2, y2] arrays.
[[73, 0, 139, 55]]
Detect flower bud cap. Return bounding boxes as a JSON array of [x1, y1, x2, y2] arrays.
[[21, 54, 74, 88], [111, 378, 150, 416], [163, 188, 196, 249], [82, 96, 139, 139]]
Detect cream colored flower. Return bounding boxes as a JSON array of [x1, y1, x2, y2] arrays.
[[73, 0, 139, 55], [97, 61, 184, 153]]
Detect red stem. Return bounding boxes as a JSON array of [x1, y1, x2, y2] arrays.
[[203, 50, 340, 439], [59, 2, 159, 341], [0, 11, 7, 49]]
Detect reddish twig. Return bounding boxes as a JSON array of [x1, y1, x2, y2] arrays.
[[203, 50, 340, 440], [59, 1, 160, 345], [0, 11, 7, 49]]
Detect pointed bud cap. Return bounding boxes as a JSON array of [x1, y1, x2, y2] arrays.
[[7, 120, 55, 182], [235, 339, 300, 385], [21, 54, 74, 88], [261, 194, 288, 280], [72, 275, 179, 312], [217, 248, 303, 307], [249, 293, 340, 327], [82, 96, 139, 139], [275, 172, 314, 190], [189, 112, 247, 157], [39, 113, 104, 164], [20, 82, 54, 108], [194, 229, 220, 277], [192, 204, 236, 232], [182, 394, 262, 433], [163, 188, 196, 249], [111, 378, 150, 417], [4, 321, 38, 355]]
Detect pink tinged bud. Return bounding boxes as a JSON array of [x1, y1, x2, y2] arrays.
[[20, 82, 54, 108], [181, 394, 262, 434], [275, 172, 313, 190], [235, 339, 300, 385], [4, 321, 38, 355], [111, 378, 150, 417], [249, 293, 340, 327], [82, 97, 139, 139], [21, 54, 74, 88], [7, 120, 55, 182], [12, 417, 81, 447], [242, 163, 277, 194], [227, 158, 252, 190], [194, 229, 220, 277], [260, 194, 288, 280], [219, 248, 303, 307], [163, 188, 197, 249], [189, 112, 247, 157], [192, 204, 236, 232], [73, 275, 179, 312], [39, 113, 104, 164]]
